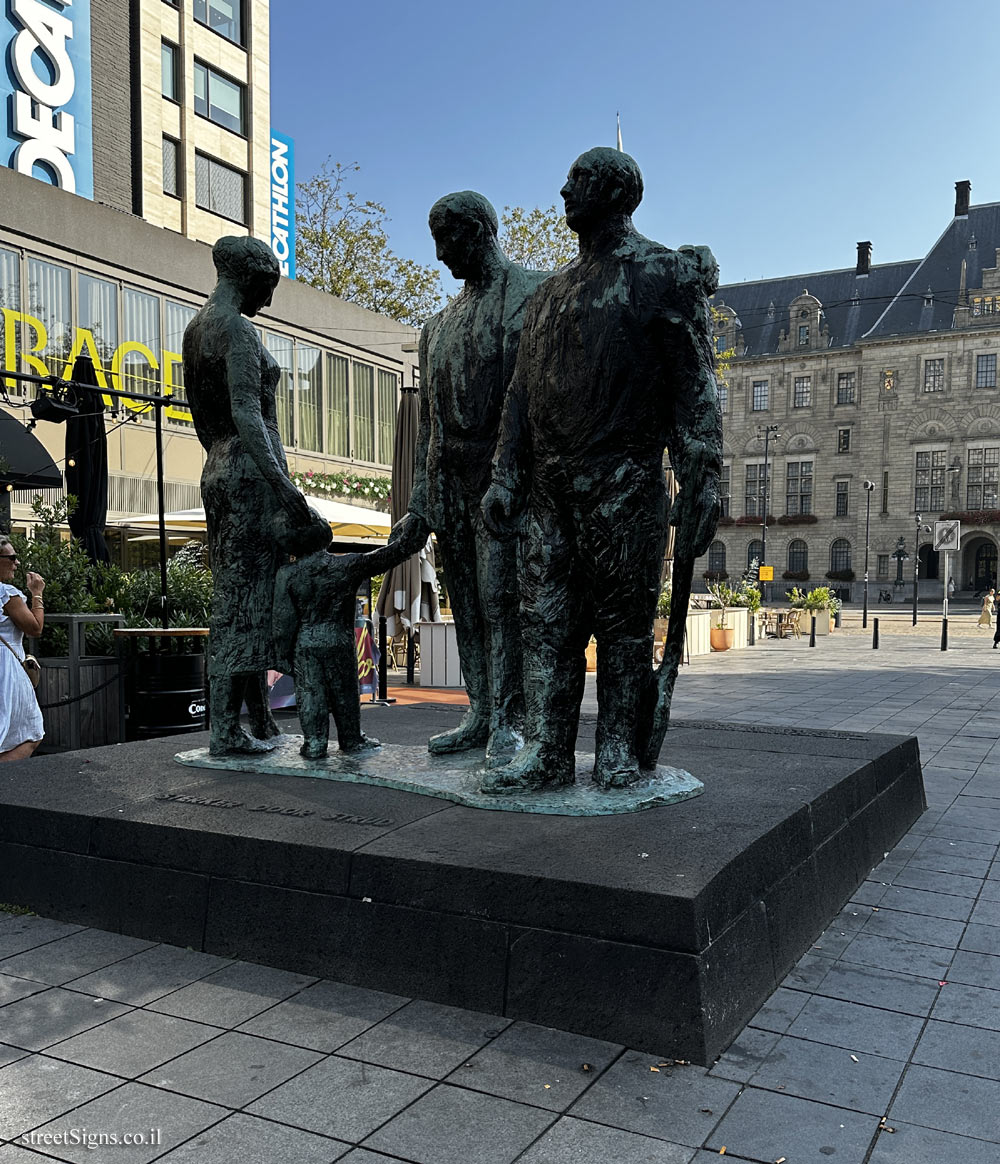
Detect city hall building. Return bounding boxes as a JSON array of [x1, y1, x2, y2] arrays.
[[700, 180, 1000, 601], [0, 1, 416, 559]]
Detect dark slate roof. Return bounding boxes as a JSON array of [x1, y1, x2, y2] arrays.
[[712, 258, 920, 356], [863, 202, 1000, 339]]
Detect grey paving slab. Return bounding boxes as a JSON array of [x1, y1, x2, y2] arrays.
[[867, 1120, 1000, 1164], [946, 949, 1000, 989], [147, 960, 317, 1026], [879, 883, 975, 920], [138, 1029, 322, 1108], [747, 986, 808, 1034], [246, 1055, 432, 1142], [66, 944, 233, 1006], [24, 1081, 228, 1164], [0, 987, 130, 1051], [970, 898, 1000, 926], [707, 1027, 779, 1083], [960, 922, 1000, 956], [912, 1018, 1000, 1081], [363, 1084, 556, 1164], [0, 1146, 61, 1162], [513, 1116, 693, 1164], [890, 1063, 1000, 1141], [444, 1022, 622, 1113], [784, 994, 925, 1060], [861, 907, 966, 948], [339, 999, 510, 1079], [0, 1043, 28, 1068], [568, 1054, 739, 1148], [46, 1009, 224, 1077], [906, 848, 991, 877], [0, 973, 47, 1007], [748, 1033, 906, 1114], [807, 960, 942, 1016], [0, 917, 85, 960], [0, 1054, 120, 1141], [850, 880, 889, 906], [839, 932, 953, 979], [705, 1086, 879, 1162], [931, 981, 1000, 1030], [781, 951, 833, 991], [237, 978, 408, 1053], [0, 929, 156, 986], [153, 1111, 351, 1163], [338, 1153, 407, 1164]]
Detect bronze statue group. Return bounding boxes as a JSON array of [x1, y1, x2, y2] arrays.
[[182, 147, 723, 795]]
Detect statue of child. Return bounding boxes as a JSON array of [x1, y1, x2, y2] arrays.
[[272, 508, 425, 759]]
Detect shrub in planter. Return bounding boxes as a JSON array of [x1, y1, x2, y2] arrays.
[[735, 514, 774, 526], [782, 569, 810, 582], [702, 570, 729, 582], [825, 569, 855, 582], [940, 510, 1000, 525], [717, 515, 735, 526], [777, 514, 818, 525]]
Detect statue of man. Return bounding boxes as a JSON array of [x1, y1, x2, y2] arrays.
[[483, 148, 722, 791], [408, 192, 549, 765], [183, 236, 324, 755]]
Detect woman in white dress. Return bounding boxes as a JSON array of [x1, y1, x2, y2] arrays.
[[0, 538, 45, 761]]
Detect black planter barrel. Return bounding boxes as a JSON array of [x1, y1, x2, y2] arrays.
[[114, 629, 209, 741]]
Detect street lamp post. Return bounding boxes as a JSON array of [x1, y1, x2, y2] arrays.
[[912, 514, 930, 626], [758, 425, 778, 602], [862, 480, 876, 629]]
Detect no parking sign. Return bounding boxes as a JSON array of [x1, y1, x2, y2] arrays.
[[933, 520, 961, 551]]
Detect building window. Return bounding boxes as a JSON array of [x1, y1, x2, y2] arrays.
[[297, 345, 323, 453], [967, 446, 1000, 510], [881, 470, 889, 515], [751, 380, 769, 411], [78, 275, 118, 366], [353, 362, 376, 462], [830, 539, 852, 573], [714, 335, 727, 354], [837, 428, 850, 454], [162, 136, 180, 198], [708, 541, 726, 574], [194, 152, 247, 223], [793, 376, 811, 407], [718, 382, 728, 413], [744, 463, 769, 517], [924, 358, 944, 392], [27, 258, 72, 365], [976, 353, 997, 389], [747, 539, 764, 569], [785, 461, 812, 515], [837, 372, 855, 404], [194, 61, 246, 135], [787, 539, 808, 574], [720, 464, 730, 517], [973, 296, 997, 316], [835, 480, 849, 516], [326, 354, 350, 458], [377, 369, 398, 465], [0, 248, 21, 391], [194, 0, 244, 46], [914, 449, 946, 511], [121, 287, 161, 396], [877, 554, 889, 578], [161, 41, 179, 101], [798, 325, 809, 346], [164, 300, 196, 427], [265, 334, 294, 446]]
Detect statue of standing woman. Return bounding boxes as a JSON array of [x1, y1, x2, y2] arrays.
[[183, 236, 324, 755]]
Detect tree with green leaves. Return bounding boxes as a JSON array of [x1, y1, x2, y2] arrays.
[[499, 204, 577, 270], [295, 159, 443, 327]]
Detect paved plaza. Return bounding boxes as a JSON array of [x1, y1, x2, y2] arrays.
[[3, 619, 1000, 1163]]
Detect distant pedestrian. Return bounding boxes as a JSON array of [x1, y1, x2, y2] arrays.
[[978, 587, 995, 629], [948, 576, 957, 600]]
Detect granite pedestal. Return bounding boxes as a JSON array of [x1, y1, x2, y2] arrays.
[[0, 707, 924, 1064]]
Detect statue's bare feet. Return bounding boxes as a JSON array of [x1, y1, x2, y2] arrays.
[[479, 742, 573, 794], [210, 727, 279, 756], [299, 738, 329, 760], [340, 733, 381, 754], [428, 710, 488, 755], [485, 724, 523, 769]]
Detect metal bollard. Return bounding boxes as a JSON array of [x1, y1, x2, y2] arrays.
[[873, 618, 879, 650], [809, 615, 816, 647], [834, 608, 842, 629], [378, 615, 388, 701], [749, 615, 756, 647], [941, 618, 948, 652]]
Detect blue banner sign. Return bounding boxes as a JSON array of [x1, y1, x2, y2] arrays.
[[1, 0, 94, 198], [269, 129, 295, 279]]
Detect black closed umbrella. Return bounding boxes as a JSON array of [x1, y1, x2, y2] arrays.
[[64, 354, 110, 564]]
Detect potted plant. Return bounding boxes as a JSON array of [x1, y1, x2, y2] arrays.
[[707, 562, 763, 650], [787, 585, 838, 635]]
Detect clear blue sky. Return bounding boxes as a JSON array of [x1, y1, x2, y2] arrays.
[[270, 0, 999, 291]]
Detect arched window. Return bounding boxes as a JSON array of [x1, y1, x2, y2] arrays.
[[708, 541, 726, 573], [830, 539, 852, 573], [748, 539, 764, 569], [787, 540, 808, 573]]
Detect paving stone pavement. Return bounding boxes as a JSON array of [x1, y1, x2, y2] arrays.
[[3, 624, 1000, 1162]]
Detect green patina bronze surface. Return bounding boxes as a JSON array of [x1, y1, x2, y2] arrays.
[[175, 737, 704, 816]]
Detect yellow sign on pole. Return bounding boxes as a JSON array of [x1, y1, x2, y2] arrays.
[[758, 566, 774, 581]]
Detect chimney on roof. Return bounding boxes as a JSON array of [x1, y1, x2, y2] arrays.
[[955, 180, 971, 217], [856, 241, 872, 276]]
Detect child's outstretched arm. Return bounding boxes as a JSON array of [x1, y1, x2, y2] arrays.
[[354, 514, 428, 582]]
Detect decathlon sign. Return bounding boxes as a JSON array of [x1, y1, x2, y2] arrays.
[[2, 0, 93, 197], [269, 130, 295, 279]]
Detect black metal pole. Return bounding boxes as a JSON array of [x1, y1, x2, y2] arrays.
[[378, 614, 388, 702], [862, 483, 873, 629], [942, 550, 949, 651], [873, 618, 879, 649], [154, 400, 168, 630], [406, 629, 416, 684], [809, 615, 816, 647], [912, 541, 919, 626]]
